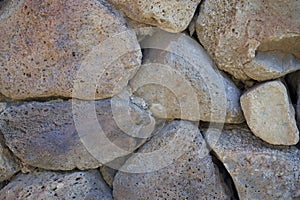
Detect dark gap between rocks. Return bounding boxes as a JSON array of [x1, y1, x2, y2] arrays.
[[210, 151, 240, 200], [0, 0, 9, 11]]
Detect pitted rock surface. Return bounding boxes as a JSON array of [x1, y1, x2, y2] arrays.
[[204, 125, 300, 199], [0, 98, 154, 170], [196, 0, 300, 80], [0, 0, 141, 100], [0, 170, 113, 200], [113, 120, 231, 200], [107, 0, 201, 33]]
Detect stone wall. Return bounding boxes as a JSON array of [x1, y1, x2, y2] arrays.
[[0, 0, 299, 199]]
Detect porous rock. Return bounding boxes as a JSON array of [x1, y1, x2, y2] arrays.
[[107, 0, 201, 33], [113, 120, 231, 199], [0, 0, 141, 100], [0, 97, 154, 170], [204, 125, 300, 199], [196, 0, 300, 80], [0, 170, 113, 200], [130, 29, 244, 123], [0, 134, 21, 182], [240, 80, 299, 145]]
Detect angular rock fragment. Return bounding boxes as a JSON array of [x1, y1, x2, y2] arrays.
[[196, 0, 300, 80], [204, 125, 300, 199], [130, 29, 244, 123], [113, 120, 231, 199], [0, 170, 113, 200], [0, 97, 154, 170], [0, 134, 21, 182], [107, 0, 201, 33], [244, 51, 300, 81], [240, 80, 299, 145], [0, 0, 141, 100]]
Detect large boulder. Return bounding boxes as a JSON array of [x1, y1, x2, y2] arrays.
[[196, 0, 300, 81], [130, 29, 244, 123], [240, 80, 299, 145], [0, 96, 154, 170], [113, 120, 231, 199], [204, 125, 300, 199], [106, 0, 201, 33], [0, 170, 113, 200], [0, 0, 141, 100]]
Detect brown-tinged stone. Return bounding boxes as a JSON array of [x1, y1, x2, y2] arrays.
[[0, 170, 113, 200], [0, 0, 141, 100], [130, 29, 244, 123], [240, 80, 299, 145], [0, 134, 21, 182], [204, 124, 300, 199], [196, 0, 300, 81], [113, 120, 231, 199], [107, 0, 201, 33], [0, 97, 154, 170]]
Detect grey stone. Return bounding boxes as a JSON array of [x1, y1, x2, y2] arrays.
[[240, 80, 299, 145], [0, 97, 154, 170], [204, 124, 300, 199], [130, 29, 244, 123], [107, 0, 201, 33], [196, 0, 300, 81], [0, 134, 21, 182], [0, 170, 113, 200], [244, 51, 300, 81], [0, 0, 141, 100], [113, 120, 231, 200]]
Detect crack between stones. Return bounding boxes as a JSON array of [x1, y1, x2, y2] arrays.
[[209, 150, 240, 200]]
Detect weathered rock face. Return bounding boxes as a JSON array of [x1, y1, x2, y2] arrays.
[[113, 120, 231, 199], [107, 0, 201, 33], [244, 51, 300, 81], [130, 29, 244, 123], [0, 98, 154, 170], [286, 70, 300, 123], [196, 0, 300, 81], [0, 0, 141, 100], [204, 125, 300, 199], [240, 80, 299, 145], [0, 134, 21, 182], [0, 170, 113, 200]]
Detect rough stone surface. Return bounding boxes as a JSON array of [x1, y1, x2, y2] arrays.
[[244, 51, 300, 81], [240, 80, 299, 145], [0, 134, 21, 182], [0, 0, 141, 100], [0, 97, 154, 170], [0, 170, 113, 200], [113, 120, 231, 200], [204, 124, 300, 199], [196, 0, 300, 80], [286, 70, 300, 124], [100, 155, 130, 188], [107, 0, 201, 33], [130, 29, 244, 123]]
